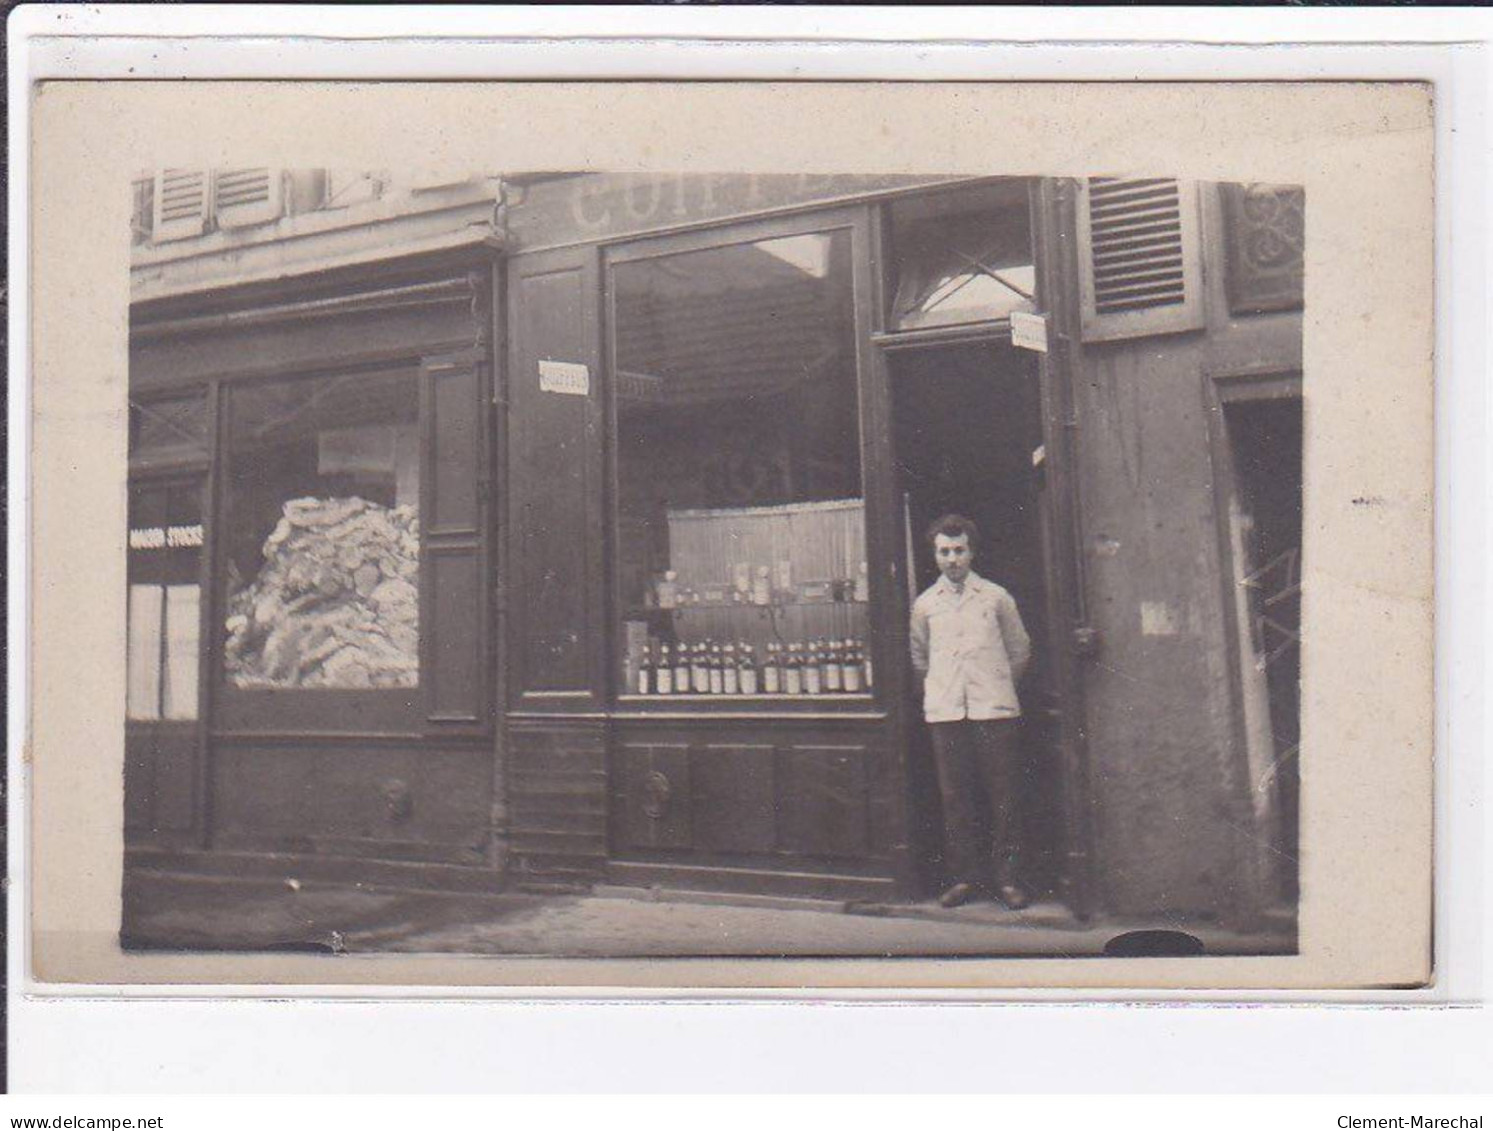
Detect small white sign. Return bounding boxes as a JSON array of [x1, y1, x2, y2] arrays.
[[539, 359, 590, 396], [129, 524, 204, 550], [1010, 310, 1049, 353]]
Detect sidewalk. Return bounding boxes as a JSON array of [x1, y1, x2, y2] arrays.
[[122, 870, 1295, 959]]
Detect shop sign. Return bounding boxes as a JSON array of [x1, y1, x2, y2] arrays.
[[539, 360, 590, 397], [1010, 310, 1049, 353], [129, 524, 204, 551], [508, 173, 967, 248]]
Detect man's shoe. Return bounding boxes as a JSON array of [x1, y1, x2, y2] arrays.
[[938, 882, 974, 909], [995, 883, 1030, 911]]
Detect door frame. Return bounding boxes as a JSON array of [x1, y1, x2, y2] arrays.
[[1204, 368, 1304, 917], [868, 178, 1098, 916]]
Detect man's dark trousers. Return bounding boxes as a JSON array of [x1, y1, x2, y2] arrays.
[[929, 718, 1022, 890]]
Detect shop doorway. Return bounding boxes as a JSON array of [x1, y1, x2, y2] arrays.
[[889, 341, 1066, 901], [1221, 393, 1303, 908]]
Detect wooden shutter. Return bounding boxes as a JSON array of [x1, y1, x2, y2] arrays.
[[151, 169, 209, 242], [213, 167, 285, 229], [506, 246, 604, 709], [1076, 177, 1204, 342], [421, 352, 489, 729]]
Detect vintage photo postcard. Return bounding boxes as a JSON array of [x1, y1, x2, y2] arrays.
[[23, 81, 1433, 991]]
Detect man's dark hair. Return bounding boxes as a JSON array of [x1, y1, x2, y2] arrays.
[[926, 513, 979, 553]]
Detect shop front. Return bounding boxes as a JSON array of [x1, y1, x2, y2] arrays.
[[127, 171, 1303, 928], [500, 174, 1090, 907]]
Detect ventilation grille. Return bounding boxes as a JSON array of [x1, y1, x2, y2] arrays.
[[214, 168, 272, 209], [158, 170, 207, 223], [1086, 178, 1187, 315]]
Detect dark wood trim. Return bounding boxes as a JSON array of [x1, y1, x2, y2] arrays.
[[504, 244, 605, 713], [125, 846, 508, 894], [603, 205, 864, 267], [1213, 369, 1303, 403], [133, 340, 477, 393], [210, 730, 490, 748], [488, 260, 511, 869], [860, 199, 918, 898], [870, 320, 1015, 352], [509, 175, 1000, 258], [198, 379, 225, 849], [1031, 177, 1098, 921], [505, 711, 612, 725], [418, 350, 492, 735], [609, 708, 889, 723], [132, 277, 480, 342], [129, 453, 212, 479], [131, 240, 502, 327]]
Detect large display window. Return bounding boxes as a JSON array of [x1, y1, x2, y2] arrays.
[[610, 225, 873, 702], [220, 368, 423, 723]]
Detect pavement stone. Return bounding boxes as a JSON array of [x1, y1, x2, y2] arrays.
[[121, 870, 1294, 961]]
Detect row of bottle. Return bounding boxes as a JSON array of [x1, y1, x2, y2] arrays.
[[636, 638, 874, 696]]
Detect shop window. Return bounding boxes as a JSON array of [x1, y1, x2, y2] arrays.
[[127, 481, 204, 721], [613, 228, 873, 701], [129, 393, 209, 471], [222, 369, 421, 692], [888, 184, 1036, 332]]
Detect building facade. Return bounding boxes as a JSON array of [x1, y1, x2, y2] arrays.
[[126, 170, 1303, 930]]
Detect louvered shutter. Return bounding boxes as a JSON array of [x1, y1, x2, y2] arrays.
[[1076, 177, 1204, 342], [151, 169, 209, 243], [213, 167, 284, 229]]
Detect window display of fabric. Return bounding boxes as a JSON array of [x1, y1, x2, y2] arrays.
[[223, 495, 419, 689]]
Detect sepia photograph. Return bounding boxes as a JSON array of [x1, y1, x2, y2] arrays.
[[21, 78, 1434, 996], [118, 168, 1306, 961], [7, 14, 1477, 1098]]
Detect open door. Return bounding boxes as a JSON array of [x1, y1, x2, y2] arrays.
[[888, 341, 1067, 903], [878, 177, 1094, 914]]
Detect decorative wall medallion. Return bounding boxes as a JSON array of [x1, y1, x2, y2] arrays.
[[641, 770, 672, 820], [1221, 183, 1305, 315]]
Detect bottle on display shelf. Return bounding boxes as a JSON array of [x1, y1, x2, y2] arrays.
[[692, 642, 710, 694], [854, 561, 870, 603], [762, 642, 782, 694], [823, 638, 843, 692], [637, 643, 652, 695], [861, 639, 874, 689], [722, 642, 739, 695], [784, 643, 804, 696], [708, 642, 725, 695], [673, 642, 691, 694], [842, 639, 863, 693], [656, 643, 674, 694], [803, 640, 823, 695], [739, 642, 759, 695]]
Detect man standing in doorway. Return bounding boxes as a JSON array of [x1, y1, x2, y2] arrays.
[[909, 514, 1033, 910]]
